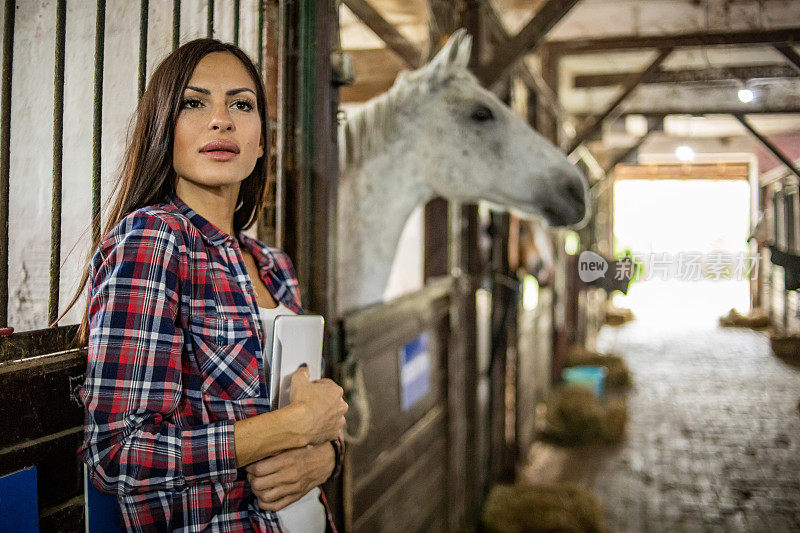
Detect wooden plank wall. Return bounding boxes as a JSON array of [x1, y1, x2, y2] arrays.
[[340, 280, 452, 532], [0, 326, 86, 529]]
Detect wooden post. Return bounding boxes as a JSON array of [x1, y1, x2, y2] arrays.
[[283, 0, 344, 527]]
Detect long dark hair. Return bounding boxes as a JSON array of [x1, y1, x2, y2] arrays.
[[54, 39, 270, 346]]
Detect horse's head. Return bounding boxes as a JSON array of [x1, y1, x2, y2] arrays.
[[396, 29, 587, 226]]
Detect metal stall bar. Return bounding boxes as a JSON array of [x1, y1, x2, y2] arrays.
[[48, 0, 66, 327], [233, 0, 240, 46], [0, 0, 15, 328], [138, 0, 149, 99], [207, 0, 214, 38], [173, 0, 181, 50], [297, 0, 315, 306], [257, 0, 263, 71], [92, 0, 106, 249]]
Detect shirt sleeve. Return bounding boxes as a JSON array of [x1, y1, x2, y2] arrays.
[[78, 212, 238, 495]]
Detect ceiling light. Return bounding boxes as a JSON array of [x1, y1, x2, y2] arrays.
[[737, 88, 754, 103], [675, 145, 695, 162]]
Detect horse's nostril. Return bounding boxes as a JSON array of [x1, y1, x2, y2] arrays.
[[566, 180, 584, 206]]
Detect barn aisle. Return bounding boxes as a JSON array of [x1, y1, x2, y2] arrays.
[[585, 280, 800, 532]]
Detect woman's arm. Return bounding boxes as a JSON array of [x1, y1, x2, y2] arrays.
[[234, 367, 347, 467], [81, 212, 241, 495]]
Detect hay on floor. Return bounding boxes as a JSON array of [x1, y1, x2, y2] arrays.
[[482, 482, 609, 533], [566, 344, 632, 389], [604, 304, 634, 326], [769, 333, 800, 368], [540, 385, 627, 446], [719, 307, 771, 330]]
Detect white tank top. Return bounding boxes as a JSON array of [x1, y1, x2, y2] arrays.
[[257, 303, 326, 533]]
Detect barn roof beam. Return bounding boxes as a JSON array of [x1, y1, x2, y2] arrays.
[[476, 0, 580, 87], [574, 107, 800, 118], [574, 64, 798, 89], [775, 44, 800, 77], [603, 118, 661, 175], [481, 1, 565, 120], [567, 48, 673, 155], [342, 0, 422, 69], [544, 28, 800, 56], [733, 113, 800, 182]]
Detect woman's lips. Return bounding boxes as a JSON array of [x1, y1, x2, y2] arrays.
[[201, 150, 238, 162]]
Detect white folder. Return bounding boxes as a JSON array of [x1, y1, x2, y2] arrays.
[[269, 314, 324, 409]]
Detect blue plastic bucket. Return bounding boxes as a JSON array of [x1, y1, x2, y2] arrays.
[[562, 365, 608, 397]]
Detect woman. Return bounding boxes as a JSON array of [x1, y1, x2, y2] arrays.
[[58, 39, 347, 532]]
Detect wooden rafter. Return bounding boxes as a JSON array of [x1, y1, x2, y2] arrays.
[[482, 1, 563, 118], [544, 28, 800, 55], [574, 107, 800, 118], [574, 64, 798, 88], [477, 0, 580, 86], [733, 113, 800, 182], [775, 44, 800, 77], [342, 0, 422, 69], [567, 48, 673, 154], [603, 121, 660, 175]]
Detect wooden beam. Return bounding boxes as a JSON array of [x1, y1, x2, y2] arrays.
[[477, 0, 580, 86], [574, 64, 798, 88], [427, 0, 460, 61], [482, 1, 565, 123], [733, 113, 800, 182], [342, 0, 422, 69], [567, 48, 673, 154], [339, 48, 405, 103], [545, 28, 800, 55], [575, 107, 800, 118], [775, 44, 800, 77], [614, 162, 750, 181], [603, 128, 657, 175]]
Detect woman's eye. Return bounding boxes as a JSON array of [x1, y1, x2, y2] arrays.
[[233, 100, 254, 111], [471, 104, 494, 122], [181, 98, 202, 109]]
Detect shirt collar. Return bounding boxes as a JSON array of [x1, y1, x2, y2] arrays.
[[166, 191, 275, 271], [167, 191, 237, 248]]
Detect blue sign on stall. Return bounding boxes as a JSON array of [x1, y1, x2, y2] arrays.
[[399, 332, 431, 411], [0, 466, 38, 533]]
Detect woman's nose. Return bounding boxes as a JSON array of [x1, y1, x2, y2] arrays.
[[208, 105, 233, 131]]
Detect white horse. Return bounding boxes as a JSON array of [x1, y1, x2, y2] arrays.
[[336, 29, 586, 314]]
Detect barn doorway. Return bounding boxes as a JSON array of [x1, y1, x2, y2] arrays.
[[611, 168, 753, 327]]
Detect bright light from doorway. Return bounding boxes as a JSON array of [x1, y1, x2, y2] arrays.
[[675, 145, 695, 162]]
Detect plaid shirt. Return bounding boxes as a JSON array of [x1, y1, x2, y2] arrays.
[[78, 191, 343, 532]]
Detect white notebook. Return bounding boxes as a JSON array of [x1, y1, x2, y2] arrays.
[[269, 314, 324, 409]]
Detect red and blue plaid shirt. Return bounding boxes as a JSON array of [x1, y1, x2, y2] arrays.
[[78, 191, 343, 532]]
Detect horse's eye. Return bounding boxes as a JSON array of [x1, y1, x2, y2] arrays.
[[471, 105, 494, 122]]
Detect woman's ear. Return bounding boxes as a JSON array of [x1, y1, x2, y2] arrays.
[[258, 135, 265, 158]]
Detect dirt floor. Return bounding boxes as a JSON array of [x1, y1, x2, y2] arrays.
[[521, 310, 800, 532]]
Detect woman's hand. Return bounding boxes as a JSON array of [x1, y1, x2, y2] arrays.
[[246, 441, 335, 511], [289, 366, 348, 445]]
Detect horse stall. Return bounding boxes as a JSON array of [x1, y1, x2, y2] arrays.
[[333, 4, 590, 530], [758, 165, 800, 334], [0, 1, 594, 531], [0, 0, 277, 528]]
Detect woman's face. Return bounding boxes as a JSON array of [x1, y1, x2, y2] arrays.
[[173, 51, 263, 192]]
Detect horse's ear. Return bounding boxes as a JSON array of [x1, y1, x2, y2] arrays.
[[455, 32, 472, 68], [425, 28, 469, 86]]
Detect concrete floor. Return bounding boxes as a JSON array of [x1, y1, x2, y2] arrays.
[[523, 281, 800, 532]]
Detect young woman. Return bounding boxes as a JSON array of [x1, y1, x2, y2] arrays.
[[58, 39, 347, 532]]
